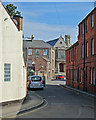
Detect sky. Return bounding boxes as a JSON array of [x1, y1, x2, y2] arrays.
[[3, 2, 95, 44]]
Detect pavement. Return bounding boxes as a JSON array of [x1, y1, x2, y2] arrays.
[[17, 82, 95, 118], [60, 84, 96, 98], [2, 90, 44, 118], [48, 78, 96, 98], [47, 78, 66, 86], [1, 78, 96, 118]]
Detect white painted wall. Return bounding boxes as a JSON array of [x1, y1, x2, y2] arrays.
[[0, 2, 26, 103], [0, 3, 3, 117]]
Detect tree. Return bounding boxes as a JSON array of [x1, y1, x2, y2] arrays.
[[6, 4, 21, 17]]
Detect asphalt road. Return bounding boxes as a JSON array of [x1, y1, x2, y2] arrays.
[[16, 80, 95, 118]]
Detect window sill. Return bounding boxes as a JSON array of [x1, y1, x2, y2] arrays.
[[89, 84, 94, 86], [91, 27, 94, 30], [74, 81, 77, 83], [80, 82, 84, 84], [91, 54, 95, 57]]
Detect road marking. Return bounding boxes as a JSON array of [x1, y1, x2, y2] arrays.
[[48, 96, 56, 98], [51, 103, 64, 104], [8, 92, 48, 118]]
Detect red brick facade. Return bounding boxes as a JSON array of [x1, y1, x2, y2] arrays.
[[27, 48, 49, 72], [66, 8, 96, 94]]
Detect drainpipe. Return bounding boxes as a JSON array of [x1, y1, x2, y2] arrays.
[[73, 48, 74, 87], [83, 20, 85, 91]]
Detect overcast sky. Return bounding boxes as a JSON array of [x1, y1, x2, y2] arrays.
[[3, 2, 94, 44]]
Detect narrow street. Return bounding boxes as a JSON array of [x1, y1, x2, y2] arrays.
[[16, 80, 94, 118]]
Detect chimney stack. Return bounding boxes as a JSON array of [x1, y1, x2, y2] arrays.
[[31, 35, 34, 41], [13, 15, 23, 31], [65, 35, 71, 47]]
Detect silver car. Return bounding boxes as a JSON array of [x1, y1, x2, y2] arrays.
[[29, 75, 44, 89]]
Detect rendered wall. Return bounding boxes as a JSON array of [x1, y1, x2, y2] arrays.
[[0, 2, 26, 103]]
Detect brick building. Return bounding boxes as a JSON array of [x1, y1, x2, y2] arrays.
[[66, 7, 96, 94], [23, 38, 55, 80]]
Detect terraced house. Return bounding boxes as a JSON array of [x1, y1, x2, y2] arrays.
[[66, 7, 96, 94], [0, 2, 26, 103]]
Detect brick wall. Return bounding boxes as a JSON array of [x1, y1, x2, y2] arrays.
[[66, 8, 96, 94]]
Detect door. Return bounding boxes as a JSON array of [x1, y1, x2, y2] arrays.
[[59, 63, 64, 72]]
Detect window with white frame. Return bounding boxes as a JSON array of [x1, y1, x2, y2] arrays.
[[28, 49, 32, 55], [71, 70, 72, 80], [4, 64, 11, 81], [92, 14, 94, 28], [58, 51, 65, 59], [75, 48, 77, 61], [36, 49, 39, 56], [86, 42, 88, 57], [92, 39, 94, 55], [86, 19, 88, 32], [69, 51, 70, 63], [93, 68, 95, 85], [81, 69, 82, 83], [82, 44, 84, 59], [90, 68, 92, 84], [74, 70, 77, 81], [28, 59, 32, 66], [43, 49, 47, 55], [82, 22, 84, 35]]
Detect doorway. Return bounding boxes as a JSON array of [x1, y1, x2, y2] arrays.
[[59, 63, 64, 72]]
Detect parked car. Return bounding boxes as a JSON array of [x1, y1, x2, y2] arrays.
[[29, 75, 45, 89], [56, 75, 64, 80]]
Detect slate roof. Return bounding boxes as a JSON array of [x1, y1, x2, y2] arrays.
[[47, 38, 59, 46], [23, 40, 52, 48], [47, 36, 68, 48]]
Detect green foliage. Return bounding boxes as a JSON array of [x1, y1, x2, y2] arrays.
[[6, 4, 21, 17], [28, 68, 35, 76]]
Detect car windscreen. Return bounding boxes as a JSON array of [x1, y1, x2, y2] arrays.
[[31, 76, 42, 82]]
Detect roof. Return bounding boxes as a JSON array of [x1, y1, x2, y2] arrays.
[[42, 56, 49, 61], [78, 7, 96, 26], [47, 38, 59, 46], [23, 40, 52, 48], [66, 41, 79, 51]]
